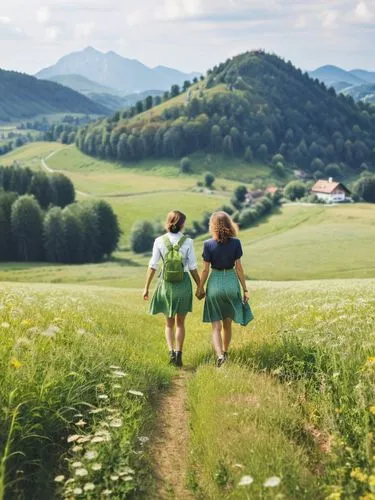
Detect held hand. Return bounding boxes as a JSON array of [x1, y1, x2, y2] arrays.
[[196, 288, 206, 300], [243, 291, 250, 304], [143, 288, 150, 301]]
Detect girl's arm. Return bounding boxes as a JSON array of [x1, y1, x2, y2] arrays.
[[235, 259, 249, 303], [197, 261, 210, 298], [190, 269, 200, 287], [143, 268, 156, 300]]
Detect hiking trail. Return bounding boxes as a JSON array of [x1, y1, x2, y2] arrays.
[[151, 371, 194, 499]]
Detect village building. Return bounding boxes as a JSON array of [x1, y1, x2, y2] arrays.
[[311, 178, 351, 203]]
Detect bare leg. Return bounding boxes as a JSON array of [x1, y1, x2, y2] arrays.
[[165, 316, 175, 351], [176, 314, 186, 351], [223, 318, 233, 353], [212, 321, 224, 356]]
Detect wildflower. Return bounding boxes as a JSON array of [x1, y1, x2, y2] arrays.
[[84, 483, 95, 492], [350, 468, 368, 482], [91, 436, 106, 444], [41, 326, 59, 338], [76, 419, 87, 427], [112, 384, 122, 390], [72, 462, 83, 468], [84, 450, 98, 461], [98, 395, 109, 401], [77, 328, 87, 335], [89, 408, 105, 415], [67, 435, 80, 443], [122, 476, 133, 482], [138, 436, 149, 444], [72, 445, 83, 453], [119, 467, 135, 476], [264, 476, 281, 488], [128, 390, 144, 397], [110, 474, 119, 481], [54, 475, 65, 483], [10, 357, 22, 369], [369, 475, 375, 487], [1, 322, 10, 328], [109, 418, 123, 428], [109, 365, 121, 370], [77, 436, 92, 444], [91, 463, 102, 471], [21, 319, 32, 327], [370, 406, 375, 416], [73, 488, 83, 495], [102, 490, 112, 496], [233, 464, 244, 469], [239, 475, 254, 486], [112, 370, 127, 378], [75, 468, 88, 477]]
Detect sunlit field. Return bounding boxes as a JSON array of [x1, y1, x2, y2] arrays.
[[0, 280, 374, 498]]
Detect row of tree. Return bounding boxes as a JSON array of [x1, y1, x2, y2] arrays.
[[0, 165, 75, 209], [0, 192, 120, 263]]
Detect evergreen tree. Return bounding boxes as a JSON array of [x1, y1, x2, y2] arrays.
[[244, 146, 253, 163], [62, 208, 84, 264], [43, 207, 66, 262], [204, 172, 215, 188], [130, 221, 155, 253], [223, 135, 234, 157], [92, 200, 121, 257], [51, 174, 75, 208], [11, 195, 44, 261], [29, 172, 55, 209]]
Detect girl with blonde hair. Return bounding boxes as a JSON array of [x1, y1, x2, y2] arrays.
[[143, 210, 201, 367], [196, 211, 253, 367]]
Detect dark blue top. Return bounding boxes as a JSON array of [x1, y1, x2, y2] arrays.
[[202, 238, 243, 269]]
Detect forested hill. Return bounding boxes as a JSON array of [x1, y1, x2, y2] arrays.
[[0, 69, 109, 121], [76, 51, 375, 176]]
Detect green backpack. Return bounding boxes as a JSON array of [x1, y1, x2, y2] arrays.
[[162, 235, 187, 283]]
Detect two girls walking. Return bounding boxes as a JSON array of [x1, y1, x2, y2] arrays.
[[143, 210, 253, 367]]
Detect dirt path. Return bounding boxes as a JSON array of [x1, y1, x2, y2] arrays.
[[151, 372, 194, 499]]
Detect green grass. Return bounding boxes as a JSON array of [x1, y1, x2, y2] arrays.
[[1, 142, 67, 168], [0, 280, 374, 498]]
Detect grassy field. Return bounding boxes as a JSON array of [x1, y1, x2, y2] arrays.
[[0, 280, 374, 498], [0, 203, 374, 287]]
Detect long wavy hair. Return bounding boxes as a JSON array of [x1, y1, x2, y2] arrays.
[[209, 211, 238, 243]]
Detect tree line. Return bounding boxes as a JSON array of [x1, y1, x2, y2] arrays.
[[0, 166, 120, 263], [75, 51, 375, 179]]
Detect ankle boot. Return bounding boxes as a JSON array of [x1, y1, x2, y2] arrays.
[[169, 350, 176, 365], [175, 351, 183, 367]]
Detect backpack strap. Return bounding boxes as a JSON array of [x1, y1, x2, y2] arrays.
[[163, 234, 173, 251], [176, 235, 187, 250]]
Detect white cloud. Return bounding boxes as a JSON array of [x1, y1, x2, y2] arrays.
[[126, 10, 142, 27], [354, 1, 372, 21], [295, 15, 307, 29], [45, 25, 60, 40], [36, 6, 50, 24], [74, 22, 95, 39], [0, 16, 11, 24], [322, 10, 338, 27], [155, 0, 201, 20]]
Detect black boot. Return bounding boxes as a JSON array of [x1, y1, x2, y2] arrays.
[[175, 351, 183, 368], [169, 350, 176, 365]]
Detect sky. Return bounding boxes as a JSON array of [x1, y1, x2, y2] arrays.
[[0, 0, 374, 75]]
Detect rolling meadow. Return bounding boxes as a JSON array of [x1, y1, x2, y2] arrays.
[[0, 141, 374, 499]]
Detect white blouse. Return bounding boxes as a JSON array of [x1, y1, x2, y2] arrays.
[[149, 232, 197, 272]]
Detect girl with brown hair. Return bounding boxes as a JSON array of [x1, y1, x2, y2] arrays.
[[196, 211, 253, 367], [143, 210, 201, 367]]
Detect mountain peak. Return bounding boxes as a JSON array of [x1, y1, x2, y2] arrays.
[[83, 46, 102, 54]]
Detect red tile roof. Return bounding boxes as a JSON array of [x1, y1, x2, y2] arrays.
[[265, 186, 278, 194], [311, 180, 351, 195]]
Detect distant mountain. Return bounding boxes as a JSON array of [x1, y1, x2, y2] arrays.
[[309, 65, 375, 104], [0, 68, 109, 121], [309, 65, 363, 86], [36, 47, 200, 94], [46, 74, 118, 95]]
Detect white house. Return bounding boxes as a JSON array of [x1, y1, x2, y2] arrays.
[[311, 178, 351, 203]]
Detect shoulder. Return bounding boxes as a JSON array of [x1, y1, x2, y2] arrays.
[[231, 238, 242, 245], [154, 235, 165, 246], [203, 238, 215, 247]]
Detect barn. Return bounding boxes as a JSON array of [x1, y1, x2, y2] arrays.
[[311, 178, 351, 203]]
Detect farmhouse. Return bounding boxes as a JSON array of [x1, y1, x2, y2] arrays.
[[311, 178, 351, 203]]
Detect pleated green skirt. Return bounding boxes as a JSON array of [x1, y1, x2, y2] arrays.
[[203, 269, 254, 325], [150, 272, 193, 317]]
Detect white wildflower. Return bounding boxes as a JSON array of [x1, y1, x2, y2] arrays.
[[73, 487, 83, 495], [76, 419, 86, 427], [109, 418, 122, 428], [54, 475, 65, 483], [72, 445, 83, 453], [239, 475, 254, 486], [112, 384, 122, 389], [112, 371, 127, 378], [1, 322, 10, 328], [72, 461, 82, 468], [128, 390, 144, 397], [84, 483, 95, 492], [98, 395, 109, 400], [138, 436, 149, 444], [264, 476, 281, 488], [77, 328, 87, 335], [91, 463, 102, 471], [67, 434, 80, 443], [109, 365, 121, 370], [89, 408, 105, 415], [77, 436, 92, 444], [102, 490, 112, 496], [75, 468, 88, 477], [119, 467, 135, 475], [110, 474, 119, 481], [122, 476, 133, 482], [84, 450, 98, 461], [91, 436, 106, 444]]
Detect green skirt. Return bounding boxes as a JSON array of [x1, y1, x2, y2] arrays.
[[150, 272, 193, 317], [203, 269, 254, 325]]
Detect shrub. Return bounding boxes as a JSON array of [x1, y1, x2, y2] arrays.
[[180, 157, 192, 174], [204, 172, 215, 188], [130, 221, 155, 253], [353, 174, 375, 203], [233, 185, 248, 204], [238, 208, 257, 228], [284, 181, 307, 201]]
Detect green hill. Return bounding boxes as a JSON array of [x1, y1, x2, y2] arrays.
[[76, 51, 375, 178], [0, 68, 109, 121]]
